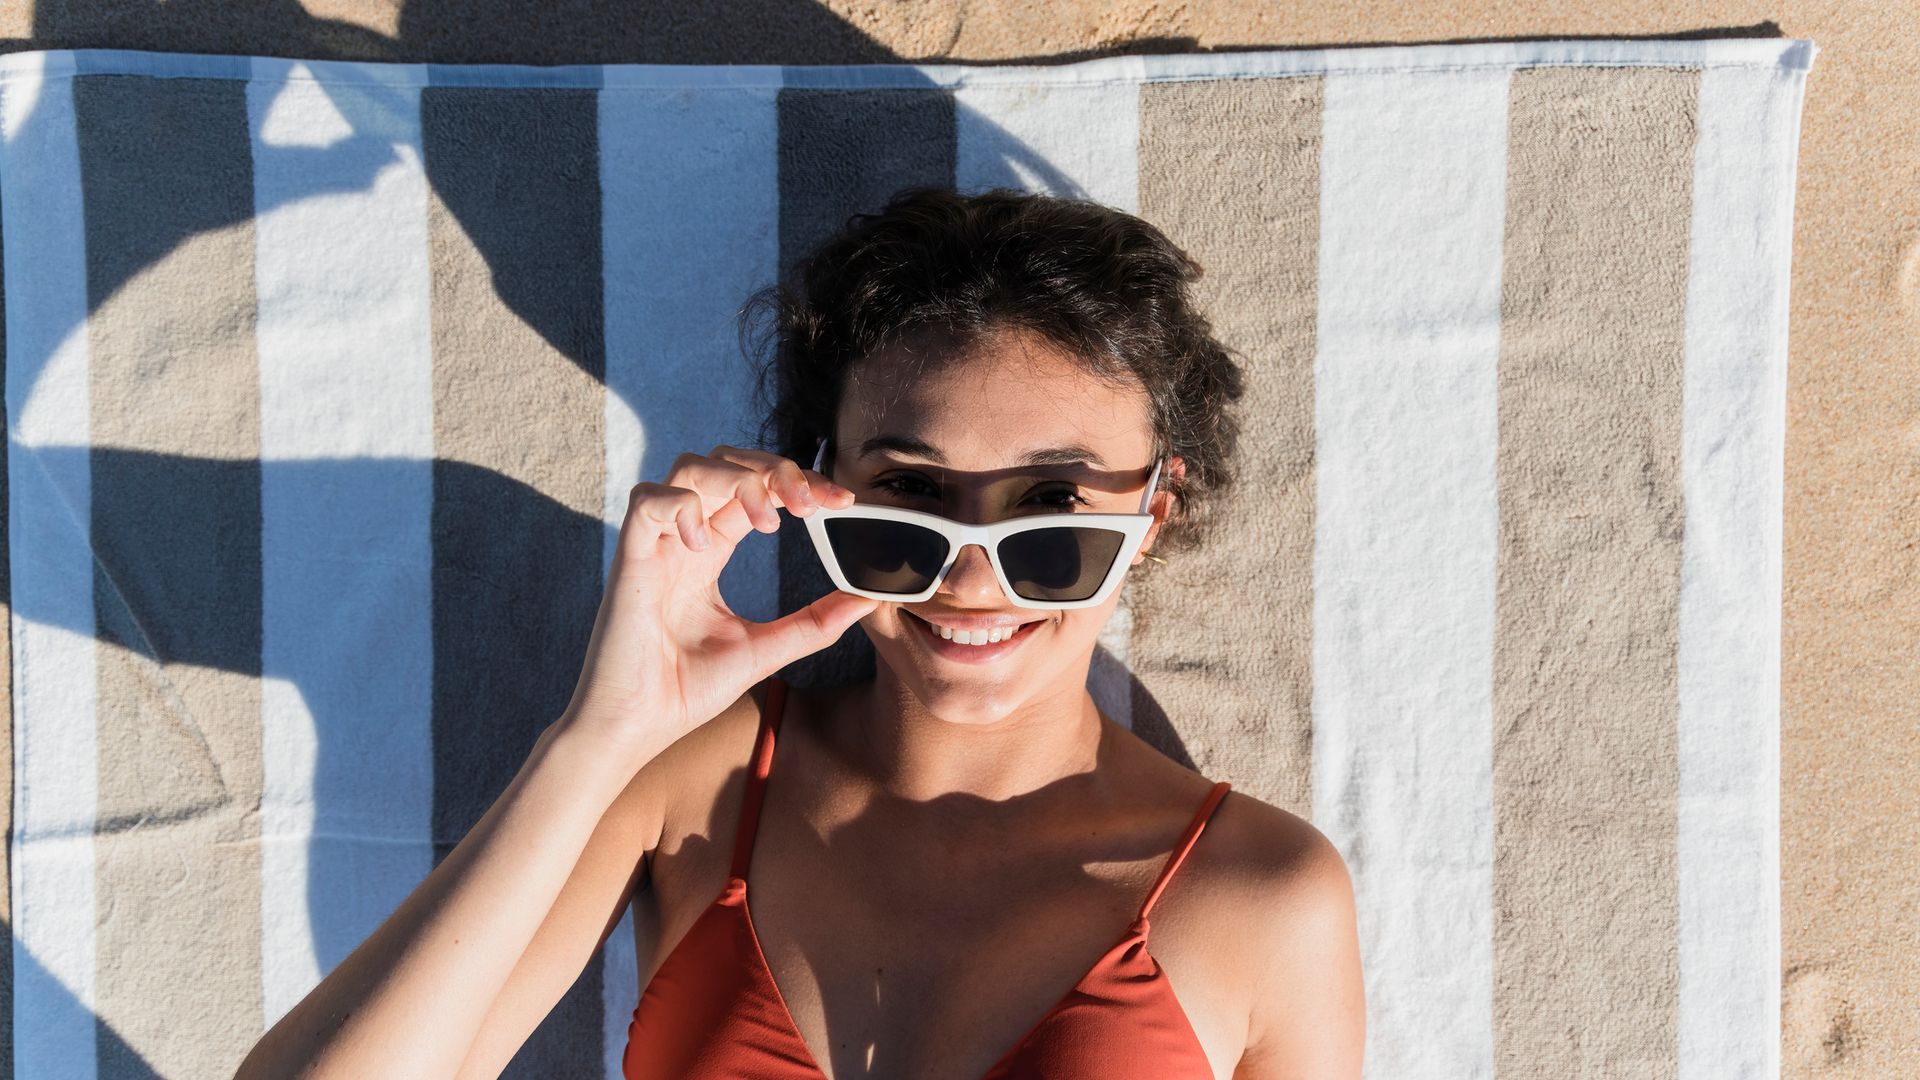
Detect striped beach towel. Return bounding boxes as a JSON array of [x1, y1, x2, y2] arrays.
[[1, 38, 1814, 1080]]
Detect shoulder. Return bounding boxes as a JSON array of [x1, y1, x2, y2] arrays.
[[1194, 792, 1356, 958], [627, 681, 773, 861], [1202, 790, 1366, 1080]]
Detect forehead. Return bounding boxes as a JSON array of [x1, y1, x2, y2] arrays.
[[835, 325, 1153, 465]]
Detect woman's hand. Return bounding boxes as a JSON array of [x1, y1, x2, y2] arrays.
[[556, 444, 876, 760]]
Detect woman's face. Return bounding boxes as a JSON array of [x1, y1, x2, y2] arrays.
[[828, 325, 1175, 725]]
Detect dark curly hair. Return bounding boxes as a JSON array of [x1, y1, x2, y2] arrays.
[[740, 186, 1246, 556]]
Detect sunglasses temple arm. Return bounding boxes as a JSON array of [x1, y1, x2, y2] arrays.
[[1138, 457, 1164, 515]]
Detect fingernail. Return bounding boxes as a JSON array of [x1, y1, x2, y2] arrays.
[[691, 527, 710, 550]]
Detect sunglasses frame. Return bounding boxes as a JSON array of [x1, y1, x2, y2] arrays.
[[798, 438, 1164, 610]]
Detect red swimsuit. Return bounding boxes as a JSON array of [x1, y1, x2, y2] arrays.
[[623, 676, 1232, 1079]]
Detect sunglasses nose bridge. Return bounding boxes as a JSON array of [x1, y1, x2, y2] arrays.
[[945, 537, 997, 568], [936, 537, 1006, 599], [941, 520, 998, 560]]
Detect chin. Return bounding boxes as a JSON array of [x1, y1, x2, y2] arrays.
[[909, 684, 1026, 726]]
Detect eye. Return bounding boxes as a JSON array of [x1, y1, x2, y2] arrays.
[[1024, 486, 1090, 510], [869, 473, 1091, 509], [870, 473, 939, 499]]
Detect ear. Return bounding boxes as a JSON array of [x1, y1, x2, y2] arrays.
[[1134, 455, 1185, 564]]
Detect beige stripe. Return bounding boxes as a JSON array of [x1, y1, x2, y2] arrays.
[[1132, 76, 1323, 816], [81, 86, 266, 1079], [421, 87, 610, 1073], [1492, 65, 1698, 1075], [422, 183, 605, 516]]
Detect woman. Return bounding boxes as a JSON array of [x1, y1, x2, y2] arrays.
[[235, 188, 1365, 1080]]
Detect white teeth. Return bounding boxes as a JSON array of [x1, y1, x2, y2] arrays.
[[922, 617, 1023, 646]]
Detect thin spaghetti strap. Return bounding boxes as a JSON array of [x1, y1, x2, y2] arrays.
[[727, 677, 788, 882], [1135, 780, 1232, 924]]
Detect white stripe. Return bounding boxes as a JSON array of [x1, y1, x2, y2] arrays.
[[954, 78, 1142, 728], [0, 40, 1817, 92], [2, 56, 100, 1080], [955, 80, 1139, 213], [1676, 62, 1806, 1080], [1309, 69, 1510, 1080], [596, 84, 782, 1076], [248, 58, 437, 1029]]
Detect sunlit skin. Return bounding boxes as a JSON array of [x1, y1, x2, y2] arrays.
[[808, 322, 1185, 804]]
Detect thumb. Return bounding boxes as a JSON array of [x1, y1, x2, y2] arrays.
[[743, 590, 880, 679]]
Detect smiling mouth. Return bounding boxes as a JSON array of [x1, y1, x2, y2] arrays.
[[900, 609, 1045, 658]]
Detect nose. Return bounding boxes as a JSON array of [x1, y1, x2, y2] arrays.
[[939, 541, 1009, 606]]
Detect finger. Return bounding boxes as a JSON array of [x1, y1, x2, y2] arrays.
[[664, 452, 757, 508], [625, 483, 752, 560], [705, 496, 756, 547], [807, 468, 856, 507], [674, 499, 711, 551], [709, 446, 810, 513], [770, 458, 818, 514], [741, 590, 880, 678], [787, 461, 855, 508], [711, 446, 853, 515], [627, 483, 703, 545], [665, 453, 781, 532]]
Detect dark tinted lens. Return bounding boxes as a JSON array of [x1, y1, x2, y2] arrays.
[[999, 525, 1127, 603], [823, 517, 950, 595]]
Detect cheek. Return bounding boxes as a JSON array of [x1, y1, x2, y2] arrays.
[[1053, 609, 1110, 645], [860, 606, 913, 647]]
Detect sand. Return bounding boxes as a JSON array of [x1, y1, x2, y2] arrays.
[[2, 1, 1914, 1072]]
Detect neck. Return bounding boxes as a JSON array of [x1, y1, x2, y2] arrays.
[[828, 658, 1105, 804]]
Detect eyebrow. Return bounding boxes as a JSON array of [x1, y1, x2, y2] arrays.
[[854, 434, 1109, 470]]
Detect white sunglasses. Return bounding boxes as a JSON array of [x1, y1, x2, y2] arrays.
[[799, 438, 1164, 610]]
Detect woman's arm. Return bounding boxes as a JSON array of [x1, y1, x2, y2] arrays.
[[446, 687, 761, 1079], [232, 717, 669, 1080], [232, 450, 868, 1079]]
